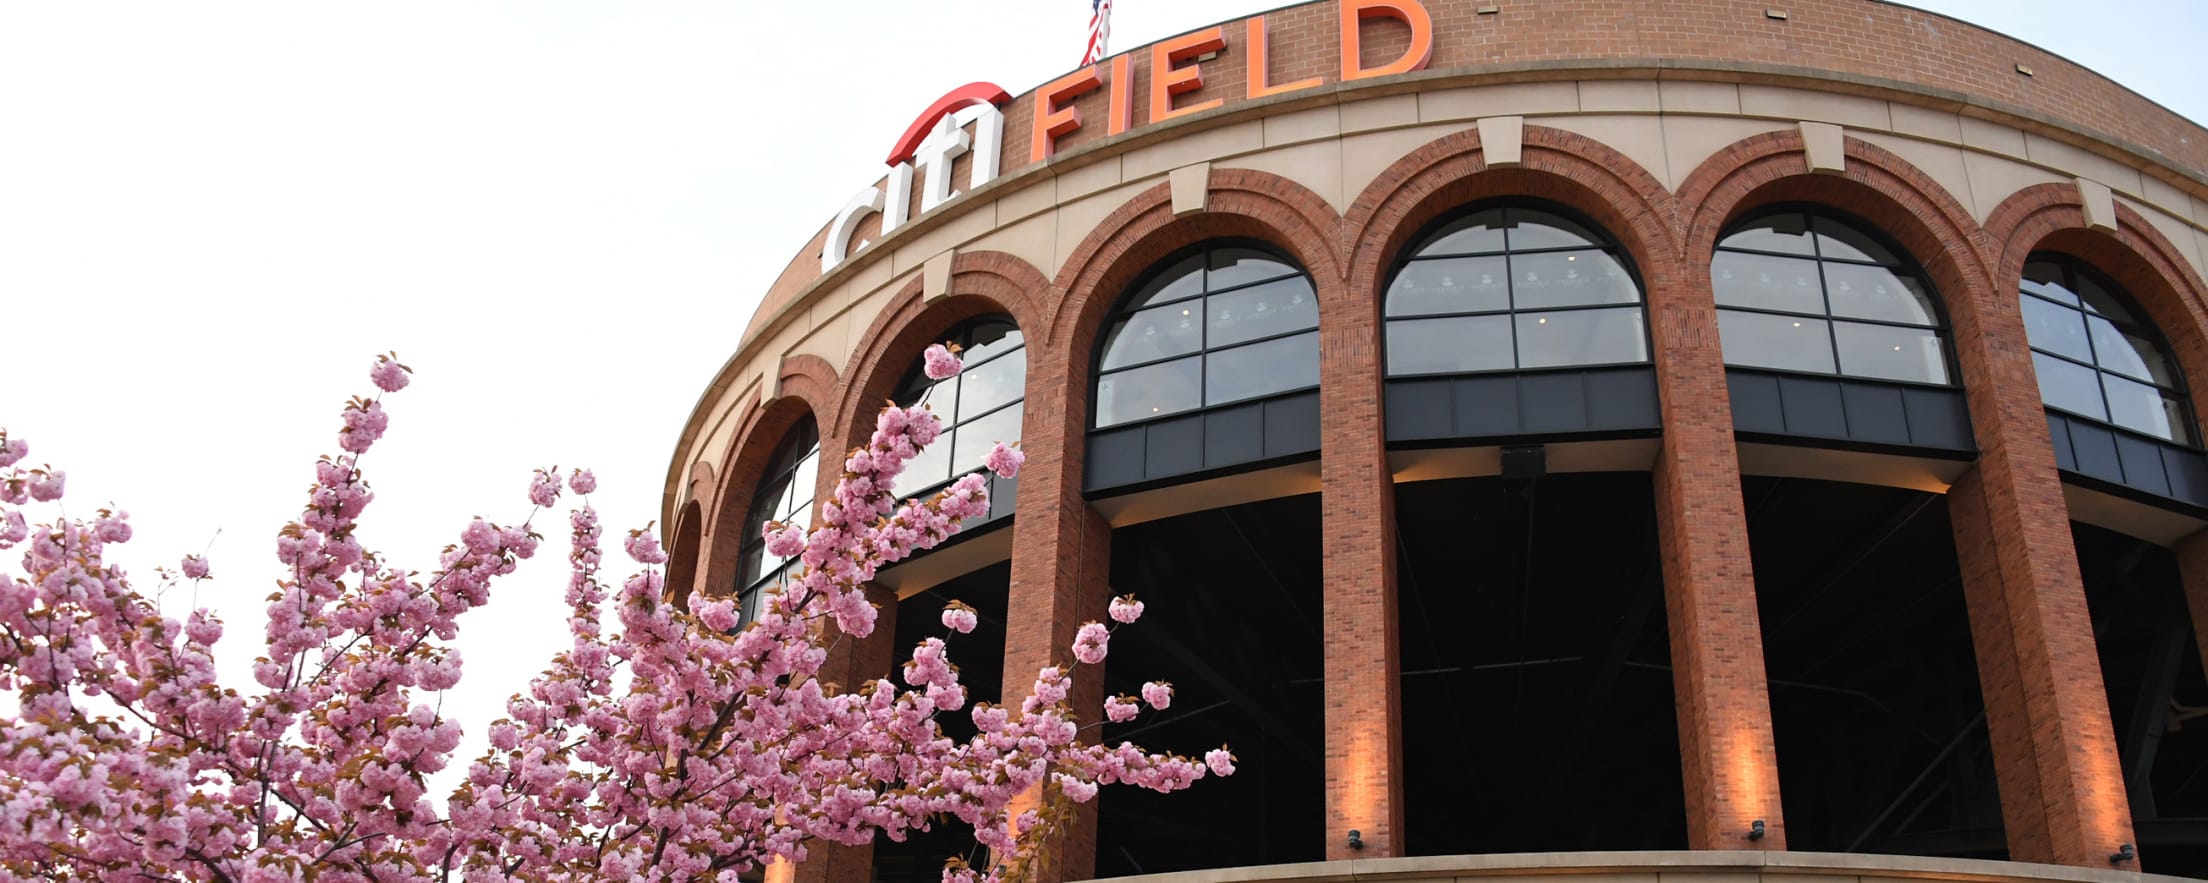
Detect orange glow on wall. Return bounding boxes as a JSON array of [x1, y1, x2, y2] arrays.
[[1340, 0, 1434, 82], [1149, 27, 1228, 125], [1108, 54, 1134, 135], [1247, 16, 1323, 99], [1031, 66, 1103, 163]]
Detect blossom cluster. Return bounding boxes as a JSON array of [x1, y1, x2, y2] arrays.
[[0, 349, 1226, 881]]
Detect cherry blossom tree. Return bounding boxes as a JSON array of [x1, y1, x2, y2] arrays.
[[0, 350, 1230, 882]]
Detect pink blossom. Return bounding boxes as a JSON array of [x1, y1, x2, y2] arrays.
[[26, 469, 64, 502], [0, 436, 26, 468], [940, 602, 978, 634], [984, 442, 1024, 478], [763, 523, 805, 558], [569, 468, 597, 495], [529, 468, 563, 508], [1108, 594, 1144, 624], [1142, 680, 1173, 710], [180, 555, 211, 580], [1071, 621, 1110, 665], [1103, 695, 1139, 723], [922, 343, 962, 380], [1206, 748, 1237, 777], [370, 354, 411, 392]]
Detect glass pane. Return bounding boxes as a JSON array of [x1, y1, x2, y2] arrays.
[[963, 322, 1024, 366], [2075, 273, 2138, 322], [744, 472, 793, 538], [1813, 217, 1904, 265], [1506, 209, 1603, 251], [1515, 308, 1649, 369], [2021, 261, 2077, 305], [1509, 250, 1638, 309], [1206, 247, 1298, 290], [896, 430, 954, 497], [2088, 316, 2177, 387], [2019, 295, 2092, 362], [956, 346, 1026, 422], [1834, 322, 1949, 384], [1125, 255, 1205, 309], [1718, 213, 1816, 255], [737, 544, 765, 592], [1385, 315, 1514, 376], [1095, 357, 1202, 427], [1205, 332, 1319, 405], [893, 366, 937, 408], [1712, 251, 1826, 314], [1823, 263, 1937, 326], [951, 402, 1024, 478], [2104, 373, 2188, 443], [1099, 303, 1203, 370], [1718, 309, 1836, 374], [1414, 208, 1507, 256], [785, 450, 819, 521], [1385, 255, 1509, 317], [2033, 352, 2107, 420], [907, 373, 957, 418], [1205, 276, 1319, 347]]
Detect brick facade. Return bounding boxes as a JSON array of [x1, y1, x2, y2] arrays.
[[675, 0, 2208, 878]]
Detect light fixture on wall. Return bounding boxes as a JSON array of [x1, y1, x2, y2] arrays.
[[1748, 820, 1766, 841], [2111, 844, 2136, 864], [1346, 829, 1365, 851]]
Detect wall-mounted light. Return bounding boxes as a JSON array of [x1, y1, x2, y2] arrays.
[[2111, 843, 2136, 864], [1347, 829, 1366, 851], [1748, 819, 1767, 841]]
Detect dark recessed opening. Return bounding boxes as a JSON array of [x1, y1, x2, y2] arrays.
[[870, 562, 1010, 882]]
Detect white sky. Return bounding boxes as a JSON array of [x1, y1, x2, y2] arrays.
[[0, 1, 2202, 796]]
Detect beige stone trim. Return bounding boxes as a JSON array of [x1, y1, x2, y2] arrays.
[[921, 248, 957, 302], [1170, 161, 1212, 215], [1477, 115, 1525, 167], [2077, 177, 2119, 232], [1800, 120, 1846, 174]]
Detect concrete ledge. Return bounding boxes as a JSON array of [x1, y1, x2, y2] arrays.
[[1085, 851, 2183, 883]]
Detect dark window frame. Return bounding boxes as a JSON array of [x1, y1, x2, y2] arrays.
[[1381, 199, 1655, 379], [1712, 204, 1960, 389], [736, 417, 821, 622], [1089, 240, 1321, 431], [2022, 252, 2200, 447]]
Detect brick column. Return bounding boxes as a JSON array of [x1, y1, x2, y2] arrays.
[[1942, 268, 2135, 867], [1001, 343, 1110, 882], [794, 583, 900, 883], [1319, 262, 1405, 859], [1647, 266, 1789, 850]]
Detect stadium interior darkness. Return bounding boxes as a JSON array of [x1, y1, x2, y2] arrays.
[[866, 463, 2208, 880]]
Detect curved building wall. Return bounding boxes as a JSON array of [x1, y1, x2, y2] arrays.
[[666, 1, 2208, 880]]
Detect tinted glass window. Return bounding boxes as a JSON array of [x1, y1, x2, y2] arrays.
[[1092, 244, 1320, 429], [736, 418, 822, 614], [893, 315, 1029, 498], [1712, 208, 1955, 387], [2021, 254, 2196, 445], [1383, 203, 1649, 378]]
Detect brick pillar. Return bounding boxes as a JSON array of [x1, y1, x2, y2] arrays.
[[1001, 343, 1110, 881], [1647, 265, 1788, 850], [793, 583, 900, 883], [1942, 269, 2135, 867], [1320, 262, 1405, 859]]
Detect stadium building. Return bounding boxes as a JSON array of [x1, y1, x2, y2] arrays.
[[663, 1, 2208, 879]]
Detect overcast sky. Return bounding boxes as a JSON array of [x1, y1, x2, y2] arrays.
[[1, 1, 2202, 791]]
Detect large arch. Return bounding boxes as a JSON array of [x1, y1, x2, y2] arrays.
[[833, 250, 1053, 460], [696, 354, 838, 610]]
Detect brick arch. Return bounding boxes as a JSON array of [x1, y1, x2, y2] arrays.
[[697, 354, 838, 608], [1344, 122, 1681, 298], [832, 250, 1053, 458], [1677, 130, 1996, 329], [1043, 168, 1347, 447], [1984, 184, 2208, 431]]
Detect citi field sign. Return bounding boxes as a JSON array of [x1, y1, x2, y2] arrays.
[[821, 0, 1436, 273]]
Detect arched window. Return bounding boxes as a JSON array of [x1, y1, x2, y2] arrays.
[[892, 316, 1026, 497], [1384, 203, 1649, 377], [1093, 244, 1319, 429], [1712, 208, 1953, 385], [2021, 254, 2195, 445], [736, 417, 820, 623]]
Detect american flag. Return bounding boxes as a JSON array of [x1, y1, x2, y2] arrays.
[[1082, 0, 1113, 65]]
